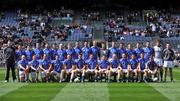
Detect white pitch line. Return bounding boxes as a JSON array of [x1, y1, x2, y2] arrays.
[[51, 83, 110, 101]]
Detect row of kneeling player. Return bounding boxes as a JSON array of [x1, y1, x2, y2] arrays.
[[17, 53, 160, 83]]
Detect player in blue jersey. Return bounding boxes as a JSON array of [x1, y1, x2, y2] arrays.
[[66, 43, 75, 59], [25, 45, 34, 62], [108, 41, 118, 59], [18, 55, 29, 82], [118, 42, 126, 59], [60, 55, 76, 82], [86, 54, 98, 82], [90, 41, 100, 60], [74, 42, 82, 59], [143, 42, 154, 61], [57, 44, 66, 61], [138, 53, 148, 82], [99, 55, 110, 82], [134, 42, 144, 59], [108, 54, 119, 82], [126, 43, 136, 60], [16, 45, 25, 61], [43, 43, 52, 60], [128, 54, 139, 82], [119, 53, 129, 82], [33, 43, 43, 60], [50, 55, 63, 82], [29, 55, 39, 82], [51, 44, 57, 60], [39, 54, 52, 82], [16, 45, 25, 82], [146, 55, 158, 82], [75, 54, 86, 82], [82, 42, 91, 61]]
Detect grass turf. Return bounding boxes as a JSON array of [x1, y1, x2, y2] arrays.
[[0, 83, 66, 101], [0, 68, 180, 101]]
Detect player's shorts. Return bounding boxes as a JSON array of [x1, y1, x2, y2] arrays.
[[66, 69, 72, 73], [163, 61, 173, 68], [122, 69, 128, 73], [51, 71, 60, 77], [111, 68, 117, 73], [154, 58, 163, 67], [31, 72, 37, 78], [148, 70, 156, 74], [87, 69, 95, 73], [100, 69, 107, 72], [77, 69, 82, 73], [19, 71, 25, 78], [41, 70, 48, 78], [132, 69, 137, 73]]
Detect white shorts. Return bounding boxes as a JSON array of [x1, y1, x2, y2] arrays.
[[163, 61, 173, 68], [31, 72, 37, 78], [141, 69, 146, 72], [41, 70, 48, 78], [100, 69, 107, 72], [66, 69, 72, 73], [149, 70, 156, 74], [87, 69, 95, 73], [19, 71, 25, 78], [132, 69, 137, 73], [111, 68, 117, 73], [122, 69, 128, 73], [51, 71, 60, 77], [154, 58, 163, 67]]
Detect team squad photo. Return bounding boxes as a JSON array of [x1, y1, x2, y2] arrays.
[[3, 40, 176, 83], [0, 0, 180, 101]]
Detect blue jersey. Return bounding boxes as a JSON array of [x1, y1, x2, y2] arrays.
[[51, 49, 57, 60], [16, 50, 25, 61], [33, 48, 43, 60], [109, 47, 118, 58], [86, 59, 98, 69], [51, 60, 63, 73], [63, 59, 75, 69], [134, 48, 144, 59], [82, 47, 91, 60], [75, 59, 85, 69], [118, 48, 126, 59], [129, 59, 138, 69], [99, 60, 109, 69], [66, 49, 75, 59], [29, 60, 39, 70], [138, 58, 146, 70], [90, 46, 100, 60], [43, 48, 51, 60], [74, 47, 82, 59], [144, 47, 154, 61], [146, 60, 157, 71], [40, 59, 51, 70], [25, 50, 34, 61], [57, 49, 66, 61], [126, 49, 136, 59], [120, 58, 129, 69], [109, 59, 119, 68], [18, 60, 28, 70]]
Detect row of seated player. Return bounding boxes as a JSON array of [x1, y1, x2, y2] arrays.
[[17, 53, 159, 83]]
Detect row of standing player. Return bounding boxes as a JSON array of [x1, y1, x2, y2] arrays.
[[17, 41, 154, 62], [16, 40, 175, 83]]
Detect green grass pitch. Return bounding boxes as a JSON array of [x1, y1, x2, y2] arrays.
[[0, 68, 180, 101]]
